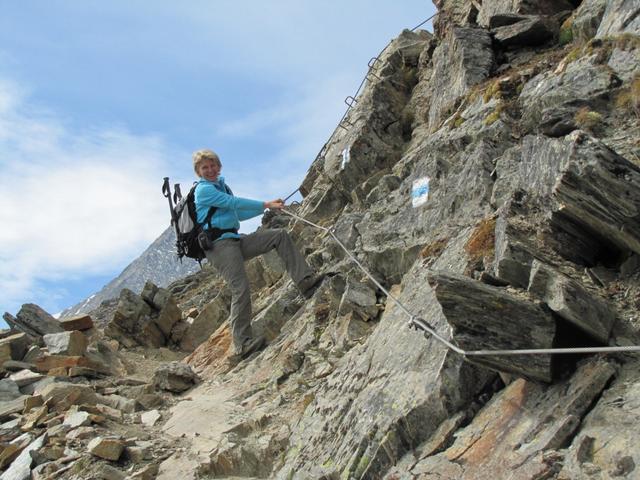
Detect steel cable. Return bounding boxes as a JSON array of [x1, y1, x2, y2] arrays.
[[281, 13, 438, 204], [278, 208, 640, 357]]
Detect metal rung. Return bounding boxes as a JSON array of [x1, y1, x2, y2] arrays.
[[344, 96, 358, 108]]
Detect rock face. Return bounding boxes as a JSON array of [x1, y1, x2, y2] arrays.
[[3, 2, 640, 479], [390, 358, 617, 479], [428, 27, 494, 130], [153, 3, 640, 478]]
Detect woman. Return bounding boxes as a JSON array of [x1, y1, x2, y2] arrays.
[[193, 149, 322, 360]]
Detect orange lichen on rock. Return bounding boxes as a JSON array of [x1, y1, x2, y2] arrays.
[[465, 217, 497, 263]]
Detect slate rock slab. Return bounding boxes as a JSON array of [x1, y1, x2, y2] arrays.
[[153, 362, 200, 393]]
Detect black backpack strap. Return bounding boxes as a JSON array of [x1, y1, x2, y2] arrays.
[[202, 182, 232, 229], [203, 206, 217, 230]]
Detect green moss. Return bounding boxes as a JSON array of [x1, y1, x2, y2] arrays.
[[353, 455, 371, 478], [559, 27, 573, 46], [559, 17, 574, 46]]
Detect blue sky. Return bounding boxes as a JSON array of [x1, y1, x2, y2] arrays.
[[0, 1, 435, 320]]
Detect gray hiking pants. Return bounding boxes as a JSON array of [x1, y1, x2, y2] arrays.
[[204, 228, 313, 351]]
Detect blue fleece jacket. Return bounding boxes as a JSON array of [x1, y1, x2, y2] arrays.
[[194, 176, 265, 241]]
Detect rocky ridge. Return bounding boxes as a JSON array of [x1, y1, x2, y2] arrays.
[[60, 227, 200, 319], [1, 0, 640, 479]]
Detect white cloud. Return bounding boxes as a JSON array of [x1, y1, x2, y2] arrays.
[[0, 80, 179, 314]]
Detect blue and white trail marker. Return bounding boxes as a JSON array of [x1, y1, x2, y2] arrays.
[[412, 176, 430, 207], [340, 145, 351, 170]]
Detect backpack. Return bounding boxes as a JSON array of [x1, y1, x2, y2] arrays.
[[162, 179, 215, 263], [162, 178, 236, 264]]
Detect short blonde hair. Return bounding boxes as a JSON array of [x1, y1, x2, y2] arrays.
[[192, 149, 221, 175]]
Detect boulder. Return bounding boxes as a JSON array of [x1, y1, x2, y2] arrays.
[[94, 403, 124, 421], [492, 133, 640, 263], [20, 377, 56, 396], [21, 405, 48, 431], [34, 355, 93, 374], [432, 0, 478, 36], [491, 200, 540, 288], [153, 362, 199, 393], [88, 436, 124, 461], [140, 409, 161, 427], [0, 433, 47, 480], [0, 397, 29, 422], [477, 0, 575, 28], [42, 331, 87, 356], [58, 314, 94, 332], [492, 15, 559, 47], [129, 464, 159, 480], [169, 320, 189, 344], [97, 394, 137, 414], [36, 382, 97, 408], [337, 277, 378, 321], [22, 346, 43, 364], [105, 289, 165, 348], [179, 293, 229, 352], [2, 360, 35, 372], [68, 366, 101, 378], [63, 409, 92, 429], [9, 370, 44, 388], [549, 133, 640, 257], [141, 282, 182, 337], [0, 333, 29, 363], [84, 339, 126, 376], [428, 271, 556, 382], [3, 304, 63, 337], [0, 379, 22, 402], [528, 260, 616, 343], [23, 395, 43, 413], [152, 290, 182, 338], [95, 464, 127, 480]]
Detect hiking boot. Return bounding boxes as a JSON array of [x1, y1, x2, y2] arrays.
[[298, 274, 325, 299], [238, 336, 266, 360]]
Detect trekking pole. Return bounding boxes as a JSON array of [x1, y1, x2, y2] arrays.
[[173, 183, 182, 204], [162, 177, 180, 238]]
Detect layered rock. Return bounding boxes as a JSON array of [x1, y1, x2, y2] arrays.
[[161, 2, 640, 477], [3, 1, 640, 479]]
